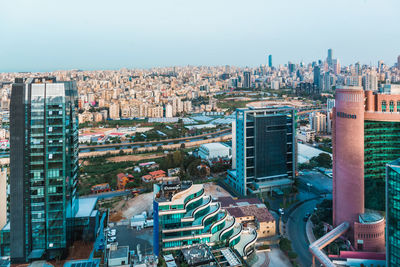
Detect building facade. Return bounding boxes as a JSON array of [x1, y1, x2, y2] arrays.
[[332, 86, 388, 251], [227, 106, 296, 196], [386, 159, 400, 266], [9, 77, 79, 262], [153, 181, 257, 259]]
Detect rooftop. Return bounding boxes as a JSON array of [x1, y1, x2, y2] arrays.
[[218, 196, 262, 208], [109, 246, 129, 259], [181, 244, 215, 266], [359, 212, 384, 224], [64, 258, 101, 267], [226, 205, 275, 223]]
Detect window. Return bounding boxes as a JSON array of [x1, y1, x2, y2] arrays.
[[390, 101, 394, 112], [397, 101, 400, 112], [382, 101, 387, 112]]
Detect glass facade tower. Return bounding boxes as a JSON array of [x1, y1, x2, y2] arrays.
[[9, 77, 79, 262], [364, 121, 400, 210], [228, 106, 295, 196], [386, 159, 400, 266]]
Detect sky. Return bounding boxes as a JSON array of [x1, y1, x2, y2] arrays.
[[0, 0, 399, 72]]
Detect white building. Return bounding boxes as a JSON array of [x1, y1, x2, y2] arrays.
[[198, 142, 231, 162], [165, 103, 173, 118]]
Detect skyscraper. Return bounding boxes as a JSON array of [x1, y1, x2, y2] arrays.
[[313, 66, 321, 89], [332, 86, 394, 252], [268, 54, 272, 68], [227, 106, 296, 196], [397, 55, 400, 69], [243, 71, 251, 88], [386, 159, 400, 266], [327, 48, 333, 67], [10, 77, 79, 262]]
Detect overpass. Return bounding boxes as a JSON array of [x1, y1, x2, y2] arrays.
[[309, 221, 350, 267]]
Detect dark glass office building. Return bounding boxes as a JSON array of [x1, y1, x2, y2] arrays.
[[9, 77, 79, 262], [386, 159, 400, 266], [227, 106, 295, 195]]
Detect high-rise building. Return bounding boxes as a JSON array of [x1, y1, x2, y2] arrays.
[[9, 77, 80, 262], [327, 48, 333, 67], [364, 90, 400, 210], [313, 66, 321, 89], [332, 86, 389, 252], [268, 54, 272, 68], [310, 112, 327, 134], [332, 58, 340, 75], [227, 106, 296, 196], [243, 71, 251, 88], [397, 55, 400, 69], [109, 103, 120, 120], [386, 159, 400, 266], [363, 71, 378, 91]]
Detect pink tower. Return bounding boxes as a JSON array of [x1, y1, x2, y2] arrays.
[[332, 86, 365, 240]]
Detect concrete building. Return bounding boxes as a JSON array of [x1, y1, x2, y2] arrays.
[[227, 106, 296, 196], [108, 246, 129, 267], [310, 112, 327, 134], [386, 159, 400, 266], [109, 103, 120, 120]]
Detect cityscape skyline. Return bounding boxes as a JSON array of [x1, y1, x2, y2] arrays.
[[1, 0, 400, 72]]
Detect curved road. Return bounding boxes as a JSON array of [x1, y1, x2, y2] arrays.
[[287, 199, 319, 267]]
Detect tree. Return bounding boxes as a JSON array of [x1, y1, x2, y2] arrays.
[[314, 153, 332, 168], [180, 143, 185, 149], [279, 237, 292, 252]]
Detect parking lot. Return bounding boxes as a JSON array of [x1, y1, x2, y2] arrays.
[[106, 225, 153, 255]]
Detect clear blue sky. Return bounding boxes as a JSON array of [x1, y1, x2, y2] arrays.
[[0, 0, 399, 72]]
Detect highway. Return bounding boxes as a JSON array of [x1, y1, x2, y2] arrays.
[[79, 128, 231, 151]]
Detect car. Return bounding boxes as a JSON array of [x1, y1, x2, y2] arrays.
[[108, 233, 115, 238], [110, 229, 117, 235], [107, 237, 116, 243], [278, 208, 284, 215]]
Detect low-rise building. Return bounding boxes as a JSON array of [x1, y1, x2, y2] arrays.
[[108, 246, 129, 267]]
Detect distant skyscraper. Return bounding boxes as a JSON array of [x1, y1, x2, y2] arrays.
[[386, 159, 400, 266], [268, 54, 272, 68], [397, 55, 400, 69], [327, 48, 333, 66], [227, 106, 296, 195], [313, 66, 321, 89], [243, 71, 251, 88], [332, 59, 340, 75], [9, 77, 79, 262]]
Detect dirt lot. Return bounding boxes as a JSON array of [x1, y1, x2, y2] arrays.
[[107, 153, 165, 163], [203, 182, 232, 198]]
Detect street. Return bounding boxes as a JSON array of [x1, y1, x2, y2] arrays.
[[285, 170, 333, 267]]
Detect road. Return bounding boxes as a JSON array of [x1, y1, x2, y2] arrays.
[[80, 128, 231, 151], [285, 170, 333, 267], [287, 199, 319, 267]]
